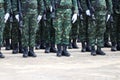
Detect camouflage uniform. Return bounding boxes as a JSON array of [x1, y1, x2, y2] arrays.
[[87, 0, 113, 55], [42, 0, 57, 53], [21, 0, 39, 57], [78, 0, 91, 52], [3, 8, 11, 50], [53, 0, 78, 57], [111, 0, 120, 51], [104, 21, 111, 47], [36, 0, 45, 49], [0, 0, 10, 58], [9, 0, 22, 54], [69, 13, 79, 49]]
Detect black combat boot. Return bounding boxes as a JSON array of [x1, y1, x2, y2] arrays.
[[0, 52, 5, 58], [28, 47, 37, 57], [12, 43, 18, 54], [40, 41, 45, 49], [72, 39, 79, 48], [117, 43, 120, 51], [111, 42, 117, 51], [56, 44, 62, 57], [62, 45, 70, 57], [5, 39, 11, 50], [50, 44, 57, 53], [86, 42, 91, 52], [45, 43, 50, 53], [68, 40, 73, 49], [77, 38, 81, 43], [23, 47, 28, 58], [0, 48, 5, 58], [81, 42, 86, 52], [96, 47, 106, 55], [91, 46, 96, 56], [86, 45, 91, 52], [104, 42, 111, 47], [19, 42, 23, 53]]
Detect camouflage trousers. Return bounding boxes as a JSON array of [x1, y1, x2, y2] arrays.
[[69, 19, 79, 40], [22, 14, 38, 48], [4, 20, 11, 40], [0, 8, 5, 47], [88, 14, 106, 47], [78, 14, 89, 43], [36, 19, 45, 45], [44, 13, 55, 44], [113, 13, 120, 43], [11, 17, 20, 46], [53, 9, 72, 45]]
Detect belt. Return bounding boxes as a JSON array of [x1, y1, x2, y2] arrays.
[[57, 5, 71, 9], [0, 3, 3, 8]]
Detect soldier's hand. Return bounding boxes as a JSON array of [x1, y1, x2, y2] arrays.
[[106, 14, 111, 22], [50, 6, 53, 12], [4, 13, 10, 23], [15, 14, 19, 22], [86, 10, 91, 16], [37, 15, 42, 23], [72, 13, 77, 23]]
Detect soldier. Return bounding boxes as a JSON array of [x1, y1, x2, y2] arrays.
[[86, 0, 113, 56], [53, 0, 78, 57], [0, 0, 10, 58], [3, 9, 11, 50], [20, 0, 41, 58], [77, 0, 91, 52], [111, 0, 120, 51], [35, 0, 45, 50], [9, 0, 23, 54], [41, 0, 57, 53]]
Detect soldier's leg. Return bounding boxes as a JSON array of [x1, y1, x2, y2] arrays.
[[68, 26, 73, 49], [39, 19, 46, 49], [86, 16, 91, 52], [0, 9, 5, 58], [44, 17, 51, 53], [62, 10, 71, 57], [3, 21, 11, 50], [53, 11, 63, 57], [88, 17, 96, 56], [50, 19, 57, 53], [116, 14, 120, 50], [22, 15, 29, 58], [28, 14, 38, 57], [11, 18, 19, 54], [104, 22, 111, 47], [71, 20, 79, 49], [96, 15, 106, 55], [110, 13, 117, 51], [79, 15, 87, 52], [35, 22, 41, 49]]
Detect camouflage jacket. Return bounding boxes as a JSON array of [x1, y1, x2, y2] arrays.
[[0, 0, 11, 13], [90, 0, 113, 15], [55, 0, 78, 13], [21, 0, 38, 14]]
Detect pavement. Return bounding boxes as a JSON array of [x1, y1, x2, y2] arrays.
[[0, 43, 120, 80]]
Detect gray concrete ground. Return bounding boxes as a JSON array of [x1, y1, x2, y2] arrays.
[[0, 43, 120, 80]]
